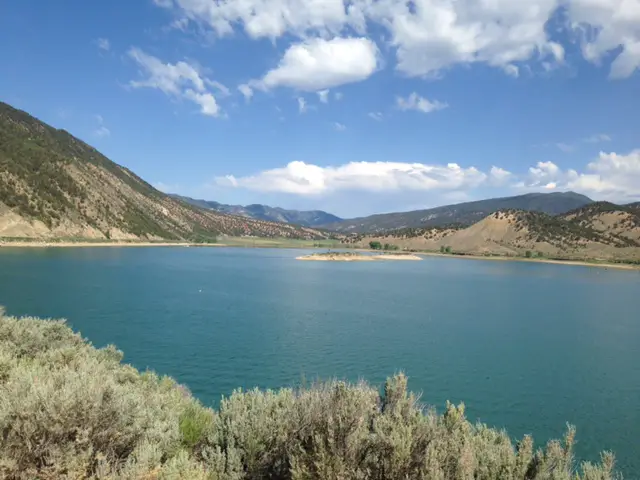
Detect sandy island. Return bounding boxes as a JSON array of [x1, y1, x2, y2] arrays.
[[296, 252, 422, 261]]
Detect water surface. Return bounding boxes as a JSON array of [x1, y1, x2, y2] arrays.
[[0, 247, 638, 474]]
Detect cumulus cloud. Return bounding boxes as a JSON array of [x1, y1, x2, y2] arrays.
[[569, 0, 640, 79], [522, 151, 640, 200], [368, 112, 383, 121], [154, 0, 362, 39], [216, 160, 488, 195], [254, 37, 379, 91], [397, 93, 448, 113], [128, 48, 223, 117], [154, 0, 640, 80], [333, 122, 346, 131]]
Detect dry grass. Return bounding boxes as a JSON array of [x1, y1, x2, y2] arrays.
[[0, 309, 622, 479]]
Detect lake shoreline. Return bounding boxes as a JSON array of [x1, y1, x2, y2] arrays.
[[0, 241, 226, 248], [1, 239, 638, 270], [417, 251, 640, 270]]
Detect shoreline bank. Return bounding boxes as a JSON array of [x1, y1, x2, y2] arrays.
[[0, 241, 226, 248], [1, 239, 638, 270], [417, 251, 640, 270]]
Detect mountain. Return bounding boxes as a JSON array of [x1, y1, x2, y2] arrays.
[[171, 195, 342, 227], [344, 207, 640, 260], [0, 102, 327, 241], [322, 192, 594, 233]]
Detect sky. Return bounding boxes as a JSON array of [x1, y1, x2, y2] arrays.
[[1, 0, 640, 218]]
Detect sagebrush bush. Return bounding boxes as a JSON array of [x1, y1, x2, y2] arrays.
[[0, 311, 622, 479]]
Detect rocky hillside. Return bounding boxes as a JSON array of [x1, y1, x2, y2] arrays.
[[323, 192, 593, 233], [348, 208, 640, 261], [172, 194, 342, 227], [0, 102, 327, 241]]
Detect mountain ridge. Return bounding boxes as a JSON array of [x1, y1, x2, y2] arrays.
[[0, 101, 328, 241], [171, 194, 342, 227], [323, 192, 594, 233]]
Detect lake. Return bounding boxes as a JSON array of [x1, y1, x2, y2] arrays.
[[0, 247, 639, 475]]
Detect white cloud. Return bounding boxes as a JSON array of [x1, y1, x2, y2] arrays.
[[317, 89, 330, 103], [397, 93, 448, 113], [154, 0, 362, 39], [216, 160, 488, 195], [254, 37, 379, 91], [333, 122, 346, 131], [522, 151, 640, 201], [334, 92, 344, 100], [369, 0, 564, 77], [297, 97, 307, 113], [96, 38, 110, 51], [489, 166, 512, 185], [238, 84, 254, 102], [154, 0, 640, 80], [368, 112, 383, 121], [569, 0, 640, 79], [128, 47, 223, 117]]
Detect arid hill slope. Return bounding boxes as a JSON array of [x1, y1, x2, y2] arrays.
[[348, 209, 640, 261], [0, 102, 327, 241]]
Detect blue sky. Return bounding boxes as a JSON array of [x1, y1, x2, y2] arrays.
[[2, 0, 640, 217]]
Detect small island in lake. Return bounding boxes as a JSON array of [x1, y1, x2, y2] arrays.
[[297, 251, 422, 261]]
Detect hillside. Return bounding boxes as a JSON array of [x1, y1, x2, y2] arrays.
[[323, 192, 593, 233], [560, 202, 640, 243], [0, 102, 327, 241], [172, 194, 342, 227], [347, 208, 640, 261]]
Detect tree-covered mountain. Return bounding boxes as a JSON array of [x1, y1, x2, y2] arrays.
[[322, 192, 594, 233], [0, 102, 327, 241], [171, 194, 342, 227]]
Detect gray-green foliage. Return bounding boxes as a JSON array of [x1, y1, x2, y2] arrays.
[[0, 311, 622, 479]]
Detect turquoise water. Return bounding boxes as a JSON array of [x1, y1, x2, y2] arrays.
[[1, 247, 639, 475]]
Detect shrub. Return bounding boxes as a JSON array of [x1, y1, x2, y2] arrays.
[[369, 241, 382, 250], [525, 250, 533, 258], [0, 310, 622, 479]]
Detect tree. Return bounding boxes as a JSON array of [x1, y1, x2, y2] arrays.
[[525, 250, 533, 258], [369, 241, 382, 250], [440, 245, 446, 253], [445, 246, 452, 254]]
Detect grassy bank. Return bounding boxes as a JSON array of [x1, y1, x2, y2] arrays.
[[0, 310, 620, 479]]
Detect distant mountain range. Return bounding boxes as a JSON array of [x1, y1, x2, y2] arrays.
[[171, 195, 342, 227], [0, 101, 328, 241], [322, 192, 594, 233]]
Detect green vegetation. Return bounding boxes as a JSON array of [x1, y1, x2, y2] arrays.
[[0, 310, 620, 479], [525, 250, 533, 258], [369, 240, 382, 250], [383, 243, 399, 251], [0, 102, 329, 243]]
